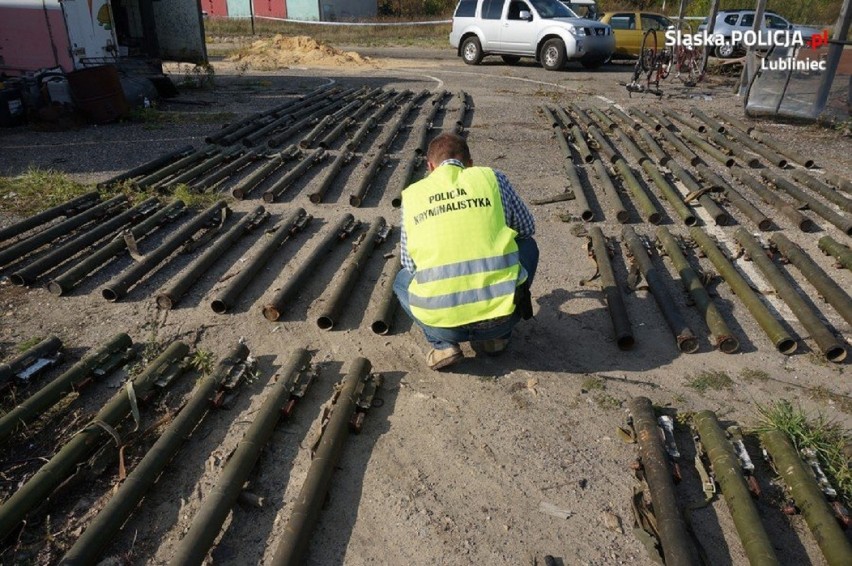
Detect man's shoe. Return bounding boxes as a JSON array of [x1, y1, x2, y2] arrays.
[[483, 338, 509, 355], [427, 345, 463, 370]]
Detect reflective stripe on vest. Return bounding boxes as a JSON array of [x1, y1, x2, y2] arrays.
[[403, 165, 521, 328]]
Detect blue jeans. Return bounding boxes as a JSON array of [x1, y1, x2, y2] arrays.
[[394, 238, 539, 350]]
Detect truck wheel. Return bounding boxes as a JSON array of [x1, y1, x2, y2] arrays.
[[541, 39, 566, 71], [461, 37, 484, 65], [501, 55, 521, 64]]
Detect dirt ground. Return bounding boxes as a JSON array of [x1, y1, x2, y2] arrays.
[[0, 45, 850, 565]]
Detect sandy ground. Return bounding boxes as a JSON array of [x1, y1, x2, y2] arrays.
[[0, 46, 850, 565]]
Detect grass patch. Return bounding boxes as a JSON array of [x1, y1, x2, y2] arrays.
[[204, 18, 451, 49], [0, 168, 96, 218], [172, 184, 225, 209], [189, 349, 215, 376], [593, 393, 622, 410], [686, 370, 733, 393], [740, 368, 770, 383], [581, 376, 605, 392], [16, 336, 45, 353], [757, 400, 851, 508]]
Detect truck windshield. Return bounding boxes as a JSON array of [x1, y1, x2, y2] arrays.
[[531, 0, 574, 19]]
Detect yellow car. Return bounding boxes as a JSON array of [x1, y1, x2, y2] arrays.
[[599, 11, 674, 59]]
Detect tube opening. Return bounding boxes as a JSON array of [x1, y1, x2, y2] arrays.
[[648, 212, 662, 225], [231, 188, 245, 200], [615, 210, 630, 224], [617, 335, 635, 350], [684, 215, 697, 227], [678, 336, 700, 354], [580, 211, 594, 222], [47, 281, 65, 296], [776, 338, 797, 355], [371, 321, 389, 335], [717, 336, 740, 354], [102, 288, 118, 302], [211, 300, 228, 314], [317, 316, 334, 330], [156, 295, 174, 310], [804, 159, 815, 168], [826, 346, 847, 363], [262, 193, 274, 204], [262, 305, 280, 322], [757, 219, 772, 231], [309, 193, 322, 204], [9, 274, 26, 287], [349, 196, 362, 207]]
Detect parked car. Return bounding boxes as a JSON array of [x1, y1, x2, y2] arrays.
[[558, 0, 598, 20], [697, 9, 823, 58], [599, 11, 673, 59], [450, 0, 615, 70]]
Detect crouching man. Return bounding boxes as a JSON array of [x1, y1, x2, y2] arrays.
[[394, 132, 539, 370]]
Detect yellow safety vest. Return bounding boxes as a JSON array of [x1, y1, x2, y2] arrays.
[[403, 164, 523, 327]]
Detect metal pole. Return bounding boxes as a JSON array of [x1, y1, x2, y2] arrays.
[[588, 227, 634, 349]]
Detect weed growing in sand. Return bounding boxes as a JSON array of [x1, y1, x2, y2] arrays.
[[0, 168, 94, 217], [686, 370, 733, 393], [581, 376, 605, 392], [740, 368, 770, 383], [756, 400, 851, 507], [171, 184, 225, 209], [190, 349, 215, 376], [593, 393, 622, 410]]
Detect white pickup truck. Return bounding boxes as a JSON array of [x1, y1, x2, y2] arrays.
[[450, 0, 614, 70]]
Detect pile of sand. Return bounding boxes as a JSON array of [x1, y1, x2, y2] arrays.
[[227, 35, 376, 70]]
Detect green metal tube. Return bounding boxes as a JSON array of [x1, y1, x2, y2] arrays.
[[659, 127, 701, 165], [638, 128, 669, 164], [271, 357, 373, 566], [629, 107, 661, 131], [771, 233, 852, 327], [415, 91, 449, 154], [680, 128, 735, 167], [824, 173, 851, 195], [629, 397, 701, 566], [157, 206, 269, 310], [47, 200, 186, 296], [230, 147, 294, 200], [623, 227, 698, 353], [613, 128, 648, 163], [59, 342, 250, 566], [731, 228, 847, 361], [661, 108, 704, 133], [790, 170, 852, 213], [265, 148, 328, 203], [749, 129, 815, 168], [643, 107, 675, 131], [210, 209, 308, 314], [641, 161, 696, 226], [588, 106, 616, 130], [0, 195, 128, 270], [0, 333, 133, 444], [0, 336, 63, 390], [167, 348, 311, 566], [197, 150, 259, 189], [761, 430, 852, 566], [607, 106, 638, 130], [693, 412, 779, 566], [656, 228, 738, 353], [723, 185, 771, 231], [729, 169, 812, 231], [818, 235, 852, 270], [10, 198, 160, 287], [134, 147, 215, 189], [157, 149, 231, 189], [0, 341, 189, 540], [588, 227, 634, 350], [688, 227, 796, 354], [689, 107, 726, 133], [262, 214, 355, 321], [0, 192, 99, 243], [591, 159, 629, 223], [667, 161, 730, 226], [316, 219, 386, 330], [614, 160, 661, 224], [762, 171, 852, 235], [390, 153, 422, 208], [546, 107, 592, 221], [98, 146, 194, 188], [587, 125, 621, 164], [101, 200, 228, 302], [370, 256, 402, 335], [722, 127, 783, 167]]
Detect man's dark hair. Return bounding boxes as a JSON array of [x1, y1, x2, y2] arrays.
[[427, 132, 471, 165]]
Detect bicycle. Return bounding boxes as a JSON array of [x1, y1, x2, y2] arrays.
[[626, 29, 670, 96]]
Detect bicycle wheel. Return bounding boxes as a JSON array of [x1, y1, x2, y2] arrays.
[[640, 29, 658, 73], [678, 48, 703, 86], [658, 48, 673, 79]]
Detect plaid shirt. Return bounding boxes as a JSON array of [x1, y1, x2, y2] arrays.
[[399, 159, 535, 272]]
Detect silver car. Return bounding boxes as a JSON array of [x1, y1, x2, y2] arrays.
[[450, 0, 614, 70], [698, 9, 823, 58]]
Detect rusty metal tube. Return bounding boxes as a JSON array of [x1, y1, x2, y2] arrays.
[[749, 129, 815, 168], [588, 227, 634, 349], [689, 227, 796, 354], [818, 235, 852, 270], [622, 226, 698, 353], [762, 171, 852, 235], [656, 228, 738, 353], [370, 256, 402, 335], [790, 170, 852, 213], [591, 159, 628, 223], [666, 161, 730, 225], [629, 397, 701, 566], [641, 161, 696, 226], [614, 160, 661, 225], [729, 168, 812, 231]]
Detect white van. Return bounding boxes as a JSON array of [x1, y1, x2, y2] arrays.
[[450, 0, 614, 70]]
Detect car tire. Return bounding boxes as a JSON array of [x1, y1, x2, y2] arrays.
[[540, 39, 566, 71], [461, 36, 484, 65], [501, 55, 521, 64], [715, 42, 737, 59]]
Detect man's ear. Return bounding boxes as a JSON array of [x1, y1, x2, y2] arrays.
[[426, 159, 437, 172]]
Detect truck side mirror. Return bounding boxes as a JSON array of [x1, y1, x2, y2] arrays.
[[520, 10, 532, 21]]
